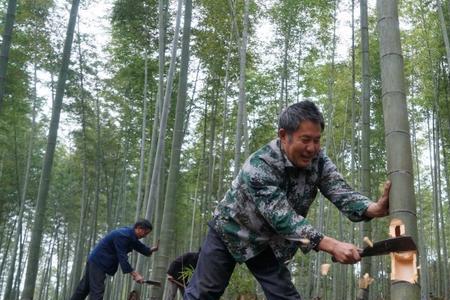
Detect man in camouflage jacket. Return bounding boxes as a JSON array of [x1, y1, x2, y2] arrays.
[[184, 100, 390, 300]]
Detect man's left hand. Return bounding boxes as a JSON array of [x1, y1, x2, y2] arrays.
[[151, 239, 160, 253], [365, 180, 391, 218]]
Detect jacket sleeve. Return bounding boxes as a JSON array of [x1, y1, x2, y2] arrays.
[[244, 158, 324, 253], [133, 240, 152, 257], [113, 236, 134, 274], [317, 154, 373, 222]]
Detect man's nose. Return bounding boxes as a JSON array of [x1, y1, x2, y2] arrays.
[[305, 143, 315, 153]]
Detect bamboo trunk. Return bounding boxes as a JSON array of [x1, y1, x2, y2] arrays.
[[412, 101, 430, 300], [20, 0, 80, 297], [216, 31, 233, 201], [376, 0, 420, 298], [150, 0, 192, 297], [2, 58, 38, 300], [0, 0, 17, 113], [435, 105, 449, 299], [0, 220, 16, 294], [233, 0, 249, 177], [437, 0, 450, 70], [358, 0, 372, 298], [136, 19, 150, 218], [69, 25, 91, 295]]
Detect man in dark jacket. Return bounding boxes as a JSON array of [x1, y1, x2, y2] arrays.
[[70, 219, 159, 300], [165, 250, 200, 299]]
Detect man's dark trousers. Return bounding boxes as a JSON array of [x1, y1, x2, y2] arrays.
[[184, 226, 302, 300], [70, 261, 107, 300]]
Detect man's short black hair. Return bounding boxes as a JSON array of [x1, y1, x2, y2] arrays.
[[278, 100, 325, 134], [134, 219, 153, 231]]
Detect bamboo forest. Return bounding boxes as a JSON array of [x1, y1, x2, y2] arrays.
[[0, 0, 450, 299]]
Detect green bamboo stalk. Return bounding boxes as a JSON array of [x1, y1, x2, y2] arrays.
[[376, 0, 420, 298]]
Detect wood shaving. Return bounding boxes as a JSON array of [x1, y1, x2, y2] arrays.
[[299, 238, 310, 245], [413, 272, 419, 283], [358, 273, 374, 288], [363, 236, 373, 248], [320, 264, 330, 276]]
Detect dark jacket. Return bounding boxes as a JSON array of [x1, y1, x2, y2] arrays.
[[88, 227, 151, 275]]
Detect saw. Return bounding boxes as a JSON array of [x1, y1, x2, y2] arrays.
[[332, 235, 417, 262], [360, 235, 417, 257], [143, 279, 162, 287]]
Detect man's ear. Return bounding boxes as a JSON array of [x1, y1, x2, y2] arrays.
[[278, 128, 287, 141]]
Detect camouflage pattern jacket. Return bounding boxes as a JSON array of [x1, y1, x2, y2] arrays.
[[211, 139, 373, 263]]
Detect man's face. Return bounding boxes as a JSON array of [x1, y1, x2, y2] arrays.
[[279, 120, 321, 168], [135, 227, 151, 239]]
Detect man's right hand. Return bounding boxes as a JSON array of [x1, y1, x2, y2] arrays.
[[318, 236, 361, 264], [131, 271, 144, 283]]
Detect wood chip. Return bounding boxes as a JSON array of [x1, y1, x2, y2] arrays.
[[363, 236, 373, 248], [320, 264, 330, 276], [413, 272, 419, 283], [299, 238, 310, 245], [358, 273, 374, 288]]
